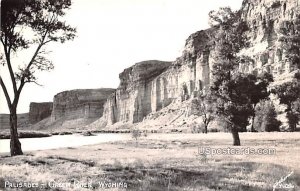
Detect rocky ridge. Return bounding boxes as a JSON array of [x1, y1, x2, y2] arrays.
[[25, 88, 115, 131], [89, 0, 300, 130], [51, 88, 115, 121]]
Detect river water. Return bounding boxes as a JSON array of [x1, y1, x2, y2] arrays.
[[0, 133, 131, 153]]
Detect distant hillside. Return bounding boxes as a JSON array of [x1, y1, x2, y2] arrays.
[[0, 113, 29, 129]]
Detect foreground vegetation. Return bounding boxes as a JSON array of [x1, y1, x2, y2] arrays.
[[0, 132, 299, 190]]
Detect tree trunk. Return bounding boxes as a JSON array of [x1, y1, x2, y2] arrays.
[[250, 116, 257, 132], [231, 127, 241, 146], [292, 124, 296, 132], [251, 104, 257, 132], [204, 125, 208, 134], [204, 120, 208, 134], [287, 110, 297, 132], [10, 109, 23, 156], [203, 117, 208, 134]]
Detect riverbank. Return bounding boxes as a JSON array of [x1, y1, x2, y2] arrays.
[[0, 130, 51, 139], [1, 132, 300, 190]]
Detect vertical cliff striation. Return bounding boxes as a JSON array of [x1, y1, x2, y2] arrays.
[[51, 88, 115, 121], [101, 60, 172, 125], [151, 28, 216, 106], [239, 0, 300, 83]]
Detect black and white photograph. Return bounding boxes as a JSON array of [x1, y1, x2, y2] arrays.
[[0, 0, 300, 190]]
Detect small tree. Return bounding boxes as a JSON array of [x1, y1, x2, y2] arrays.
[[254, 100, 281, 132], [248, 73, 273, 132], [292, 98, 300, 116], [273, 76, 300, 131], [209, 7, 250, 146], [214, 74, 262, 145], [209, 7, 275, 144], [0, 0, 76, 156], [131, 129, 141, 147], [290, 98, 300, 130], [192, 92, 215, 134]]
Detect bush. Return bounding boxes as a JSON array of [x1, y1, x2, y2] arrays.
[[271, 1, 281, 9], [131, 129, 142, 146], [254, 100, 281, 132], [190, 122, 202, 133], [208, 128, 220, 133]]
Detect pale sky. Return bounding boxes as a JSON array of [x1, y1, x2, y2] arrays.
[[0, 0, 243, 114]]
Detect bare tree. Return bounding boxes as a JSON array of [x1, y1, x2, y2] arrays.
[[192, 92, 215, 133], [0, 0, 76, 156]]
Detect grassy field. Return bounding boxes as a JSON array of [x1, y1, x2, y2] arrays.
[[0, 132, 299, 191]]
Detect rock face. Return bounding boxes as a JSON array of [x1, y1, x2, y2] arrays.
[[98, 0, 300, 127], [100, 32, 214, 127], [239, 0, 300, 81], [51, 88, 115, 121], [151, 28, 215, 104], [102, 60, 172, 125], [29, 102, 53, 124]]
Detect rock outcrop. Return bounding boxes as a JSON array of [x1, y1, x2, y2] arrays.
[[94, 0, 300, 128], [151, 28, 215, 104], [239, 0, 300, 82], [98, 31, 215, 127], [51, 88, 115, 121], [29, 102, 53, 124], [102, 61, 172, 125]]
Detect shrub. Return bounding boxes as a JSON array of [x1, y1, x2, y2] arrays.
[[271, 1, 281, 9], [131, 129, 142, 146], [254, 100, 281, 132]]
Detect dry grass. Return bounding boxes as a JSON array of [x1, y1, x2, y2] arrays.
[[0, 132, 299, 190]]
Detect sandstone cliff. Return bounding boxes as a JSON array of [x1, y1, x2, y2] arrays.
[[239, 0, 300, 83], [94, 30, 217, 128], [101, 61, 172, 125], [29, 88, 115, 131], [29, 102, 53, 124], [90, 0, 300, 130], [52, 88, 115, 121], [1, 102, 52, 129]]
